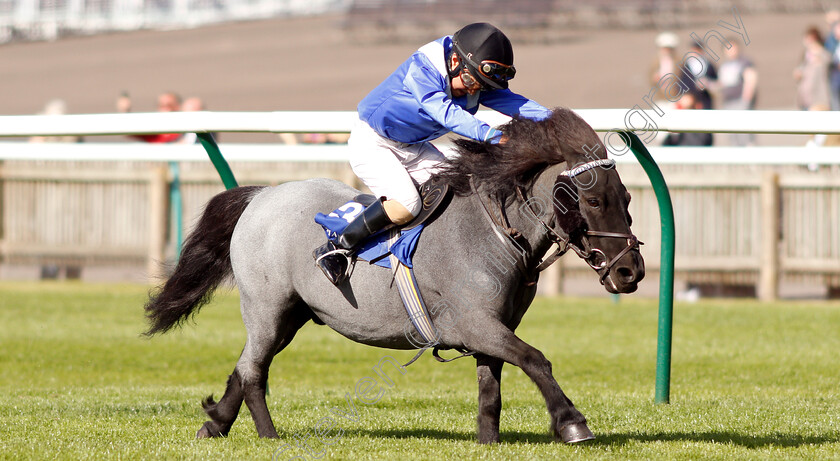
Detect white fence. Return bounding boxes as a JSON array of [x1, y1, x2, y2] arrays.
[[0, 0, 349, 44], [1, 109, 839, 298]]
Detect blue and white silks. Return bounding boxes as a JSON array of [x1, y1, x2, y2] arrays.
[[315, 201, 424, 269], [357, 35, 552, 147]]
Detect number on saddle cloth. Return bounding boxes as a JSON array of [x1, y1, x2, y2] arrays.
[[314, 200, 420, 269], [312, 177, 451, 269]]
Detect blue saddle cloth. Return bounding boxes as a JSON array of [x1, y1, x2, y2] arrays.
[[315, 201, 424, 269]]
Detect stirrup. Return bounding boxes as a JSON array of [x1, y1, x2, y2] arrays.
[[314, 245, 355, 285]]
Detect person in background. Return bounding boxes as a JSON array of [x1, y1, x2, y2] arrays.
[[116, 91, 184, 143], [682, 40, 718, 110], [301, 132, 350, 144], [662, 91, 713, 147], [805, 104, 840, 148], [826, 20, 840, 111], [179, 97, 217, 144], [29, 99, 82, 143], [647, 32, 680, 146], [795, 27, 831, 111], [650, 32, 680, 105], [824, 9, 840, 53], [718, 40, 758, 146]]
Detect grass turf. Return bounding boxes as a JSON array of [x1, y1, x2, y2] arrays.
[[0, 281, 837, 460]]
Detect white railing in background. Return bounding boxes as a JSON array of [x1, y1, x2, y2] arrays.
[[1, 109, 839, 299], [0, 0, 350, 44], [3, 109, 840, 165]]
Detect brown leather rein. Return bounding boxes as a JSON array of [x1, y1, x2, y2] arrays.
[[469, 160, 642, 285]]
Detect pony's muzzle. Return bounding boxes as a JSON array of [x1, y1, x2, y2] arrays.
[[606, 250, 645, 293]]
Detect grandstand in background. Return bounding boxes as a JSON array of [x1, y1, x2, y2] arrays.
[[0, 0, 351, 44], [1, 0, 835, 45]]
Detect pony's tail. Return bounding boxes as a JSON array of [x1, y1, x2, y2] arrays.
[[144, 185, 265, 336]]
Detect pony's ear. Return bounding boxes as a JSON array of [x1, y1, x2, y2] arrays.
[[553, 175, 586, 237]]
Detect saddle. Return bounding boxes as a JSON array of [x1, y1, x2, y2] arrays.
[[353, 176, 452, 231]]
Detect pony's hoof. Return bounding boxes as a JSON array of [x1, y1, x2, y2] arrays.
[[196, 421, 223, 439], [559, 422, 595, 443]]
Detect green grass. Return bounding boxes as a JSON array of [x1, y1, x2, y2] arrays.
[[0, 281, 838, 460]]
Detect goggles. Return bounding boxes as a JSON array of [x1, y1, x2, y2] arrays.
[[476, 60, 516, 82]]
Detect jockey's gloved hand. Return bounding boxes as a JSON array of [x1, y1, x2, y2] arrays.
[[484, 128, 505, 144]]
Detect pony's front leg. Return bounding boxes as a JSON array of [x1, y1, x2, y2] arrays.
[[475, 354, 503, 444], [469, 330, 594, 443]]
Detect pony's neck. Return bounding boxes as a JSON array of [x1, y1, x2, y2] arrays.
[[494, 167, 566, 273]]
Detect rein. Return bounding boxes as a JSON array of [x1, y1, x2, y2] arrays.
[[469, 176, 535, 284], [471, 159, 642, 285]]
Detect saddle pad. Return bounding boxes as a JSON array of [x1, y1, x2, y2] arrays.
[[314, 201, 424, 269], [315, 203, 438, 347]]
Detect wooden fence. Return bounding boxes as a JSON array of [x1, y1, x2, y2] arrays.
[[1, 152, 838, 298]]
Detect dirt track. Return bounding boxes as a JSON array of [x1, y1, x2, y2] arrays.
[[0, 10, 829, 143]]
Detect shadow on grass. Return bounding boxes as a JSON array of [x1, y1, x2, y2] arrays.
[[290, 427, 838, 448], [593, 431, 839, 449]]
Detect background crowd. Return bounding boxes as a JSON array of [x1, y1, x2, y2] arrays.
[[26, 10, 840, 149]]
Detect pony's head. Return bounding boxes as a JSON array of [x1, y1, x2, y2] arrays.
[[548, 157, 645, 294], [439, 108, 645, 293]]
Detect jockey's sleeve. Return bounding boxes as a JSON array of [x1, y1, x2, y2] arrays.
[[479, 89, 552, 121], [404, 60, 495, 143]]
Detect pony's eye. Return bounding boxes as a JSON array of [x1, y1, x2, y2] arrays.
[[586, 198, 600, 208]]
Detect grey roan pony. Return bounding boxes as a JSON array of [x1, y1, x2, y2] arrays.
[[144, 108, 644, 444]]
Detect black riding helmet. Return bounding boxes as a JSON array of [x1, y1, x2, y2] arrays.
[[450, 23, 516, 90]]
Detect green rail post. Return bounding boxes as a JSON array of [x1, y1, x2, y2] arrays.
[[621, 131, 675, 404], [168, 161, 183, 261], [197, 133, 239, 190]]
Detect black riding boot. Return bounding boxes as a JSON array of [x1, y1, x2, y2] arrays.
[[314, 199, 393, 285]]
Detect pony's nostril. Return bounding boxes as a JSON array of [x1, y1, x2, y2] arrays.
[[616, 267, 635, 283]]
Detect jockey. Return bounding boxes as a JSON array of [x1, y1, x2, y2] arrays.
[[315, 22, 552, 285]]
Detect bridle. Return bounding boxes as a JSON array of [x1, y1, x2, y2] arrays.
[[471, 158, 642, 285]]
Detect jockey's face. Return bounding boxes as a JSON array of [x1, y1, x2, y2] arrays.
[[451, 73, 480, 97], [449, 53, 482, 97]]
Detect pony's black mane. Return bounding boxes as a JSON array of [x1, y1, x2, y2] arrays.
[[435, 107, 602, 198]]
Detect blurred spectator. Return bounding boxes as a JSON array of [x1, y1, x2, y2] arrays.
[[117, 91, 184, 143], [649, 32, 680, 105], [827, 21, 840, 110], [179, 96, 217, 144], [277, 133, 298, 144], [182, 96, 203, 112], [805, 104, 840, 147], [824, 10, 840, 55], [795, 27, 831, 111], [718, 40, 758, 146], [682, 40, 718, 110], [301, 132, 350, 144], [29, 99, 83, 143], [662, 91, 713, 146]]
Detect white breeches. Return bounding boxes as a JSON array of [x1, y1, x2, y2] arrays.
[[348, 119, 448, 217]]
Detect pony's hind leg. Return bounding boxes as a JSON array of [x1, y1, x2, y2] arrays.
[[196, 299, 310, 439], [196, 370, 245, 438], [237, 299, 311, 438]]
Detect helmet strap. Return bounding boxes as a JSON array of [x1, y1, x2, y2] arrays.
[[446, 50, 462, 80]]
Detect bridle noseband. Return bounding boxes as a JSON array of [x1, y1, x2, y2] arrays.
[[471, 158, 642, 285]]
